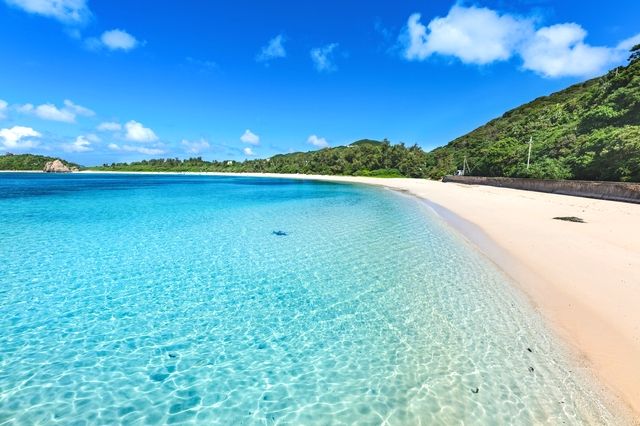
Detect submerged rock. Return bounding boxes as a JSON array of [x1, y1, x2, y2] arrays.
[[43, 159, 71, 173]]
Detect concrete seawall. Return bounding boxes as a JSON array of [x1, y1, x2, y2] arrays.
[[442, 176, 640, 204]]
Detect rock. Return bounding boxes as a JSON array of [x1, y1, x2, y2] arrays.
[[43, 159, 71, 173]]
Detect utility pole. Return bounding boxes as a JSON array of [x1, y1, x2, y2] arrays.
[[526, 137, 533, 169]]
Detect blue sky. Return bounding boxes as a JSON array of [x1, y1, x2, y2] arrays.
[[1, 0, 639, 165]]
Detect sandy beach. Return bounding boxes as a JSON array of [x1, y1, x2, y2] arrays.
[[77, 170, 640, 418]]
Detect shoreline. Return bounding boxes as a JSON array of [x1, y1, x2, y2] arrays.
[[14, 170, 640, 420]]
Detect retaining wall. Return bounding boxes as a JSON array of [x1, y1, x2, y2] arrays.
[[442, 176, 640, 204]]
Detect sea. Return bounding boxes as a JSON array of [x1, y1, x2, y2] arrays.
[[0, 173, 615, 424]]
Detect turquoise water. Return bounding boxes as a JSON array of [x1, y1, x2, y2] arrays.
[[0, 173, 614, 424]]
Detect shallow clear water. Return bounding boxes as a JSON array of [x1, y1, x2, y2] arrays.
[[0, 173, 614, 424]]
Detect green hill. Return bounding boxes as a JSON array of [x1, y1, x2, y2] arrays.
[[349, 139, 384, 147], [427, 56, 640, 181], [0, 153, 82, 171]]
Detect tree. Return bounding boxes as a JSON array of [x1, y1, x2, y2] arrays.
[[629, 44, 640, 64]]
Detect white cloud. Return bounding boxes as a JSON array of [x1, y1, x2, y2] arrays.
[[257, 34, 286, 62], [17, 102, 75, 122], [520, 24, 623, 78], [63, 99, 94, 116], [243, 147, 255, 156], [0, 126, 41, 150], [16, 99, 93, 122], [307, 134, 328, 148], [108, 143, 164, 155], [617, 34, 640, 51], [100, 29, 139, 51], [124, 120, 158, 142], [97, 121, 121, 131], [62, 134, 97, 152], [4, 0, 90, 23], [404, 6, 531, 64], [0, 99, 7, 120], [402, 5, 640, 78], [181, 138, 210, 154], [240, 129, 260, 145], [310, 43, 339, 72]]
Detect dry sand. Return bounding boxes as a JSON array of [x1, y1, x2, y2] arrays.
[[81, 170, 640, 419]]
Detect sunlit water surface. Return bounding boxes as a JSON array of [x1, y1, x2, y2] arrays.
[[0, 173, 615, 424]]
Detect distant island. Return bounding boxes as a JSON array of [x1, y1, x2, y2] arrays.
[[0, 153, 81, 172], [3, 47, 638, 182]]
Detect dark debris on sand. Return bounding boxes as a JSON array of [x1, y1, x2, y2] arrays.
[[553, 216, 585, 223]]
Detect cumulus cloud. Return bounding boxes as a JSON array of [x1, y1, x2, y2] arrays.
[[124, 120, 158, 142], [85, 29, 141, 52], [243, 147, 255, 156], [18, 103, 75, 122], [4, 0, 90, 23], [404, 6, 531, 64], [240, 129, 260, 145], [0, 99, 7, 120], [401, 5, 640, 78], [310, 43, 339, 72], [181, 138, 210, 154], [100, 29, 139, 51], [97, 121, 121, 131], [520, 24, 623, 78], [256, 34, 286, 62], [17, 99, 93, 123], [62, 134, 98, 152], [617, 34, 640, 51], [108, 143, 164, 155], [307, 134, 328, 148], [0, 126, 41, 150]]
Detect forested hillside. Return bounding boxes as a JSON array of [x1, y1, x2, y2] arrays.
[[428, 51, 640, 181]]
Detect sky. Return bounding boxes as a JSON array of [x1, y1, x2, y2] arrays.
[[1, 0, 639, 165]]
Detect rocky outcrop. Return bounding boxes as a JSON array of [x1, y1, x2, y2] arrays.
[[43, 159, 71, 173]]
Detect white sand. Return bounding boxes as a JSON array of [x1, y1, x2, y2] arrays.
[[81, 170, 640, 418]]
